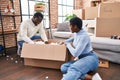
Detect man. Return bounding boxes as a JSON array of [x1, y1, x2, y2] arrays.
[[17, 12, 48, 54]]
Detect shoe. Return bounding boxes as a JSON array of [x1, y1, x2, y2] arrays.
[[92, 73, 102, 80]]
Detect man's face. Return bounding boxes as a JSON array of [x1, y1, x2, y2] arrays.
[[33, 17, 42, 26]]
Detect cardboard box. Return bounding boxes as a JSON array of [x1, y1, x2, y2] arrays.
[[95, 18, 120, 37], [34, 5, 45, 12], [72, 9, 85, 20], [24, 58, 65, 69], [98, 2, 120, 18], [85, 6, 98, 20], [99, 59, 109, 68], [21, 39, 68, 69]]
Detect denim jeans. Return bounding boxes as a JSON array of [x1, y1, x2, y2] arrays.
[[61, 51, 99, 80], [18, 35, 41, 48]]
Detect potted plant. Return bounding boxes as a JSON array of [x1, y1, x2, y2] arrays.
[[64, 14, 77, 21], [34, 2, 46, 12]]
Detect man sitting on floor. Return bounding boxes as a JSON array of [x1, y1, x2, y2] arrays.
[[17, 12, 48, 55]]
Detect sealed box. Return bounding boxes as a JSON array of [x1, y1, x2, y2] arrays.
[[85, 6, 98, 20], [21, 39, 68, 69], [98, 2, 120, 18], [95, 17, 120, 37], [72, 9, 85, 20]]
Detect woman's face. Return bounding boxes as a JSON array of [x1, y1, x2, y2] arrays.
[[70, 25, 80, 33]]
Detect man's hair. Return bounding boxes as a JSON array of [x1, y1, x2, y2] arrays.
[[33, 12, 43, 19], [70, 17, 82, 29]]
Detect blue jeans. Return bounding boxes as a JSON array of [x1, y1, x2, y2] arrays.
[[18, 35, 41, 48], [61, 51, 99, 80]]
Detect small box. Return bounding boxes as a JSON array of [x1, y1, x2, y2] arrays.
[[21, 39, 68, 69], [85, 6, 98, 20], [34, 5, 45, 12], [72, 9, 85, 20], [99, 59, 109, 68]]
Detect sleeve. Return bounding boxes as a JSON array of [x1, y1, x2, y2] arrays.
[[19, 22, 34, 44], [66, 36, 89, 57], [39, 24, 48, 42], [64, 36, 74, 44]]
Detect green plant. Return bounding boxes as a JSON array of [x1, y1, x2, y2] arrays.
[[64, 14, 77, 21], [35, 2, 45, 5]]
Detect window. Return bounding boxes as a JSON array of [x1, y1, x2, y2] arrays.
[[20, 0, 50, 29], [58, 0, 74, 23]]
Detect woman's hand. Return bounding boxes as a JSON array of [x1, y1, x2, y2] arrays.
[[70, 42, 75, 48]]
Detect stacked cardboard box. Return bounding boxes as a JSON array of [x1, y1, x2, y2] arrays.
[[72, 9, 85, 20], [95, 2, 120, 37], [83, 2, 120, 37]]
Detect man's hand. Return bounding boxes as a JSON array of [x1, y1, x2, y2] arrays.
[[58, 41, 64, 45]]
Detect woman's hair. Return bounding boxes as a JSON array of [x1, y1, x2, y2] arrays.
[[33, 12, 43, 19], [70, 17, 82, 29]]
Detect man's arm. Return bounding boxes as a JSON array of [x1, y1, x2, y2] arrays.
[[19, 22, 34, 44], [38, 24, 48, 42]]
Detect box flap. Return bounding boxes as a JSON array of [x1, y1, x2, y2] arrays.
[[21, 43, 67, 61]]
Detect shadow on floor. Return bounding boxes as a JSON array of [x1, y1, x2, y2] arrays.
[[0, 47, 120, 80]]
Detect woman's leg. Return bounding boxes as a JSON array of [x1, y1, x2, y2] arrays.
[[61, 53, 99, 80], [61, 61, 75, 74]]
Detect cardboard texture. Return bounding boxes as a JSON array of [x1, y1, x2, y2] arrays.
[[21, 39, 68, 69], [95, 17, 120, 37], [98, 2, 120, 18], [72, 9, 85, 20], [99, 59, 109, 68], [24, 58, 65, 69], [21, 43, 66, 61], [34, 5, 45, 12], [85, 6, 98, 20]]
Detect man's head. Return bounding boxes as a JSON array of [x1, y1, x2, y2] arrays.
[[32, 12, 44, 26], [69, 17, 82, 33]]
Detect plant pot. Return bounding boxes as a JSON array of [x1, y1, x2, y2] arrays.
[[34, 5, 45, 12]]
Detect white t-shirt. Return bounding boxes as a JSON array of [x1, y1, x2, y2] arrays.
[[17, 19, 48, 44]]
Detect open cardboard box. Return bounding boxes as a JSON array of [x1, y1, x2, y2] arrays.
[[21, 39, 68, 69]]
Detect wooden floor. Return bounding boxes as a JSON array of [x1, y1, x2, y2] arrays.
[[0, 47, 120, 80]]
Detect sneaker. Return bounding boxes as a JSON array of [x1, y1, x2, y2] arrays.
[[92, 73, 102, 80]]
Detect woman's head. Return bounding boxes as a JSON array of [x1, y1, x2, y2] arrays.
[[70, 17, 82, 33], [32, 12, 44, 26]]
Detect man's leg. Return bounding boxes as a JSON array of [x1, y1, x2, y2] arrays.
[[18, 40, 25, 49], [17, 40, 25, 55], [31, 35, 41, 40]]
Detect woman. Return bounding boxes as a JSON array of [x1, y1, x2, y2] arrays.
[[61, 17, 101, 80]]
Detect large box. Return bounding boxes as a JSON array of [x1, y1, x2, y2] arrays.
[[21, 40, 68, 69], [85, 6, 98, 20], [95, 18, 120, 37], [72, 9, 85, 20], [98, 2, 120, 18]]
